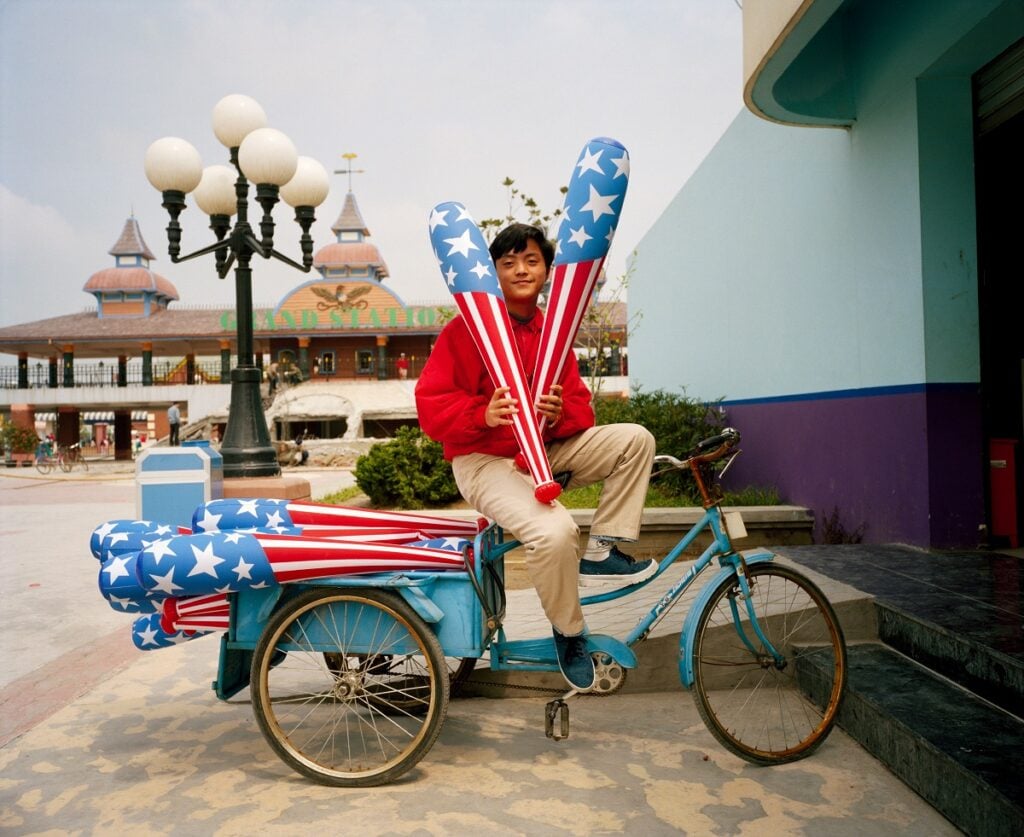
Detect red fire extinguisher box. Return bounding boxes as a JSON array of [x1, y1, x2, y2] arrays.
[[989, 438, 1019, 548]]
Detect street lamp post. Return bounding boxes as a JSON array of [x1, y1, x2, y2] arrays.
[[144, 95, 329, 479]]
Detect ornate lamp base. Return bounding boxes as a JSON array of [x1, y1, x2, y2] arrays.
[[219, 365, 280, 479]]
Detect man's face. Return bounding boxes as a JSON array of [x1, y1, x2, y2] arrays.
[[495, 238, 548, 309]]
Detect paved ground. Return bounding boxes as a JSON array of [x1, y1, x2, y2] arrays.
[[0, 463, 959, 835]]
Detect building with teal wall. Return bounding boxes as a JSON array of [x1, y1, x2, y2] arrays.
[[631, 0, 1024, 547]]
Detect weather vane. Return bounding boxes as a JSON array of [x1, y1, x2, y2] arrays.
[[334, 152, 365, 191]]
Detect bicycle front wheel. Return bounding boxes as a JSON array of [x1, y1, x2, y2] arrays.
[[35, 458, 53, 475], [692, 563, 846, 764], [251, 588, 449, 787]]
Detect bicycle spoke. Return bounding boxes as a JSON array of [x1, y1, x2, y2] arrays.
[[251, 589, 448, 786], [692, 564, 847, 764]]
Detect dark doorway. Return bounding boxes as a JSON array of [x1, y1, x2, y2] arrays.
[[975, 63, 1024, 546]]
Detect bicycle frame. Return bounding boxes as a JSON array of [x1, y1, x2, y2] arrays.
[[480, 502, 780, 688]]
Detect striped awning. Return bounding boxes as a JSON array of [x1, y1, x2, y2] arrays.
[[34, 410, 150, 422]]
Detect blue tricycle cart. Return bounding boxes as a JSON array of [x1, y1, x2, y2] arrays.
[[213, 429, 847, 786]]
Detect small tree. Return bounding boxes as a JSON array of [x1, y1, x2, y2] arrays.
[[478, 177, 568, 242], [577, 254, 642, 396], [595, 387, 725, 499], [354, 427, 461, 509], [0, 420, 40, 455]]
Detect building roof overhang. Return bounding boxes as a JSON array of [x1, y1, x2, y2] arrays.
[[743, 0, 856, 128]]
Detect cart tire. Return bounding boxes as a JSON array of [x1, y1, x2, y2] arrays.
[[251, 587, 449, 787], [448, 657, 477, 696], [691, 563, 846, 764]]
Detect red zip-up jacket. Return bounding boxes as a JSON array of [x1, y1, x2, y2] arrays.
[[415, 309, 594, 461]]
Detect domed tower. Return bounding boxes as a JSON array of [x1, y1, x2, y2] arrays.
[[312, 191, 390, 282], [83, 217, 178, 318]]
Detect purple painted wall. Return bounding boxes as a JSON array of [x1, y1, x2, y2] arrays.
[[721, 385, 984, 547]]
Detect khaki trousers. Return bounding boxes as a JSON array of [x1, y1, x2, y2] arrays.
[[451, 423, 654, 635]]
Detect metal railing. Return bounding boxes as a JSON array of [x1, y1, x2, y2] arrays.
[[1, 355, 626, 390], [0, 360, 227, 389]]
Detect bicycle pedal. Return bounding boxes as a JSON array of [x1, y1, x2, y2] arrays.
[[545, 698, 570, 741]]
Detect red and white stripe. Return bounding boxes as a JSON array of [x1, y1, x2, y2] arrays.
[[456, 290, 560, 503], [297, 527, 431, 544], [254, 534, 468, 584], [534, 258, 604, 430], [161, 592, 230, 633], [285, 504, 485, 537]]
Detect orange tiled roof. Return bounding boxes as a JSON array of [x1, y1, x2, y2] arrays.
[[82, 267, 179, 300], [313, 242, 390, 277]]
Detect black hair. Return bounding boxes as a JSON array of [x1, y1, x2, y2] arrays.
[[489, 223, 555, 270]]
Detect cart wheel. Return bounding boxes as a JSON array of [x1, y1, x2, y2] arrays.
[[251, 587, 449, 787], [350, 653, 477, 714]]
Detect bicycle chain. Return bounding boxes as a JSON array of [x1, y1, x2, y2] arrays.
[[456, 677, 567, 695]]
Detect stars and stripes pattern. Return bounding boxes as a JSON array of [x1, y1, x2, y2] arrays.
[[428, 201, 561, 504], [534, 137, 630, 428], [160, 592, 231, 634], [99, 551, 163, 613], [90, 519, 180, 561], [91, 506, 476, 651], [133, 531, 467, 598], [131, 612, 210, 651], [192, 498, 485, 539]]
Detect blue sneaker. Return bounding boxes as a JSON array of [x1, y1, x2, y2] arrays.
[[579, 545, 657, 587], [552, 629, 596, 691]]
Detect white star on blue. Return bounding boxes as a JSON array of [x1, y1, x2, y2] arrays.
[[193, 498, 293, 533], [428, 202, 502, 296], [137, 532, 275, 597], [554, 137, 629, 265]]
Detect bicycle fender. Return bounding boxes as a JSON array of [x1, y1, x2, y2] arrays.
[[678, 551, 775, 687], [587, 634, 637, 669], [398, 585, 445, 624]]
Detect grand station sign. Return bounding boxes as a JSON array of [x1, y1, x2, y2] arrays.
[[220, 280, 448, 332]]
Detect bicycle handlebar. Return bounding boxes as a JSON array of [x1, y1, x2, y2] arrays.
[[654, 427, 741, 470]]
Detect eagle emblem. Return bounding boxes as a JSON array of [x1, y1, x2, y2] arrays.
[[311, 283, 371, 312]]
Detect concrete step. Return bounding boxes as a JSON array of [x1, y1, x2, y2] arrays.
[[837, 643, 1024, 836], [876, 600, 1024, 719]]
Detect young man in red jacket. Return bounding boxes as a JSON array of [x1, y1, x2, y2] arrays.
[[415, 223, 656, 691]]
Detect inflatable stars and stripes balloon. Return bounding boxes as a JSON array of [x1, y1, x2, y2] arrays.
[[535, 137, 629, 430], [90, 519, 179, 561], [90, 504, 477, 653], [160, 592, 231, 634], [99, 550, 164, 614], [428, 201, 561, 504], [135, 530, 467, 598], [191, 498, 486, 538], [131, 612, 211, 651]]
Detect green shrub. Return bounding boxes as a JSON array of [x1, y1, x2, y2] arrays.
[[354, 427, 461, 509], [1, 420, 40, 454], [595, 387, 725, 497]]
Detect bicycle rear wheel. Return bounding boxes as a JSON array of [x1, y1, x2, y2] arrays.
[[58, 453, 72, 473], [251, 587, 449, 787], [692, 563, 846, 764]]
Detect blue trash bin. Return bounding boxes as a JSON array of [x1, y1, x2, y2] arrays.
[[136, 440, 224, 529]]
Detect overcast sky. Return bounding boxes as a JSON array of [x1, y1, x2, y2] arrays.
[[0, 0, 744, 334]]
